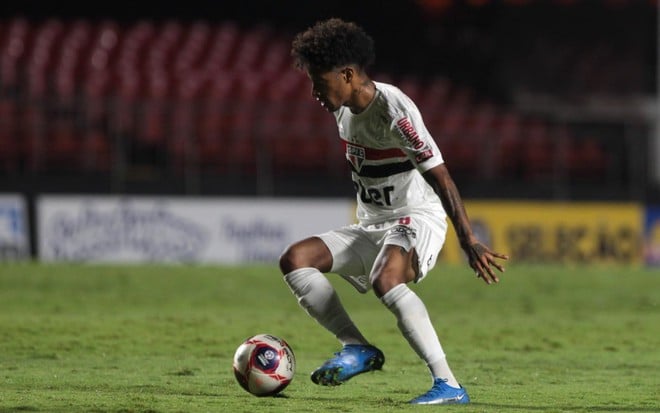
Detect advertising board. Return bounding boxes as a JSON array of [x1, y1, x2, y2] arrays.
[[37, 197, 647, 267], [644, 206, 660, 266], [440, 201, 643, 266], [0, 194, 29, 260], [37, 196, 353, 263]]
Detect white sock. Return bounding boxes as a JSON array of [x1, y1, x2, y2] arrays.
[[381, 283, 460, 388], [284, 267, 368, 345]]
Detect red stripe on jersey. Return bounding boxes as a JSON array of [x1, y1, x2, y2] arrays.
[[341, 139, 406, 160]]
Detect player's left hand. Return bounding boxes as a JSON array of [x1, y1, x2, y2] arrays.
[[465, 242, 508, 285]]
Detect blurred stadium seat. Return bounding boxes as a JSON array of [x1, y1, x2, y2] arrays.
[[0, 15, 626, 188], [0, 95, 19, 173], [492, 111, 523, 177], [520, 118, 554, 181]]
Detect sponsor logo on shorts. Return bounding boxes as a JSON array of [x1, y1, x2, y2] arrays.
[[391, 225, 417, 239]]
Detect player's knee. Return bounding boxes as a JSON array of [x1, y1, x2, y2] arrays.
[[280, 237, 332, 275], [372, 280, 397, 298], [278, 246, 298, 275], [279, 243, 310, 274], [371, 272, 403, 298], [371, 265, 416, 297]]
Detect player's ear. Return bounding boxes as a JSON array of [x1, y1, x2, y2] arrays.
[[340, 67, 353, 83]]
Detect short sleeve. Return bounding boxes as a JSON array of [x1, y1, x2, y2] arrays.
[[392, 113, 444, 173]]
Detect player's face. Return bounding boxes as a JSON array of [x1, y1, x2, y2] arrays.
[[307, 68, 351, 112]]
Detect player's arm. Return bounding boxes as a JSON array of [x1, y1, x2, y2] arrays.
[[422, 163, 508, 284]]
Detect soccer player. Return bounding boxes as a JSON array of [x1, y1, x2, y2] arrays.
[[280, 18, 508, 405]]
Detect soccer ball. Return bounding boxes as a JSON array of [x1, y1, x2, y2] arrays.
[[232, 333, 296, 396]]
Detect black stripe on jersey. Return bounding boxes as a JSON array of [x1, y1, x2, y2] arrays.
[[348, 160, 415, 178]]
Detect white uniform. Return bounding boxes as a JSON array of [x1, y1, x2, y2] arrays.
[[318, 81, 449, 293]]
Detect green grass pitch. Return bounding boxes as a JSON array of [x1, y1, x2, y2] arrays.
[[0, 262, 658, 413]]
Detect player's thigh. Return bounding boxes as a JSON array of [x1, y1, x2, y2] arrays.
[[375, 214, 446, 284], [408, 214, 447, 282], [318, 225, 379, 293], [370, 244, 418, 296]]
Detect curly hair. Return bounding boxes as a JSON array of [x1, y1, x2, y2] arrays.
[[291, 18, 375, 72]]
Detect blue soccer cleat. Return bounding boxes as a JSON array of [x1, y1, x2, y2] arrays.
[[409, 378, 471, 405], [311, 344, 385, 386]]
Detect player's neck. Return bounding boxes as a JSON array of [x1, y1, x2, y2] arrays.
[[348, 78, 376, 114]]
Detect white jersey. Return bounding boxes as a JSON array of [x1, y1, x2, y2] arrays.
[[333, 81, 446, 225]]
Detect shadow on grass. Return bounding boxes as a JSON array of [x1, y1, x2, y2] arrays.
[[474, 403, 659, 412]]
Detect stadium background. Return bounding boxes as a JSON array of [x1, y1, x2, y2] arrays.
[[0, 0, 659, 266]]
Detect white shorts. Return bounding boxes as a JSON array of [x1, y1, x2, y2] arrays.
[[317, 213, 447, 293]]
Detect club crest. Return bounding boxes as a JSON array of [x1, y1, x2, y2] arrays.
[[346, 143, 366, 171]]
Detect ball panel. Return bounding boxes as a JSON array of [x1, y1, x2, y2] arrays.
[[275, 344, 295, 378], [247, 370, 292, 396], [232, 342, 253, 371], [232, 366, 250, 393], [250, 343, 281, 374]]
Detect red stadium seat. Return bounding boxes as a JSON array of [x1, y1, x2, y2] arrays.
[[438, 107, 467, 140], [54, 20, 92, 101], [201, 22, 240, 75], [168, 74, 208, 172], [115, 19, 155, 96], [0, 96, 19, 172], [233, 25, 271, 72], [194, 75, 239, 172], [80, 129, 113, 172], [566, 136, 611, 180], [447, 85, 473, 111], [520, 118, 555, 180], [137, 72, 172, 160], [466, 102, 496, 139], [236, 71, 269, 101], [146, 20, 183, 80], [266, 70, 308, 102], [26, 19, 64, 98], [260, 40, 290, 77], [45, 118, 82, 170], [418, 76, 451, 111], [0, 18, 32, 92], [433, 107, 479, 176], [82, 21, 121, 99], [173, 21, 211, 78], [271, 101, 326, 172], [225, 135, 257, 174], [492, 112, 523, 177], [398, 76, 423, 103]]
